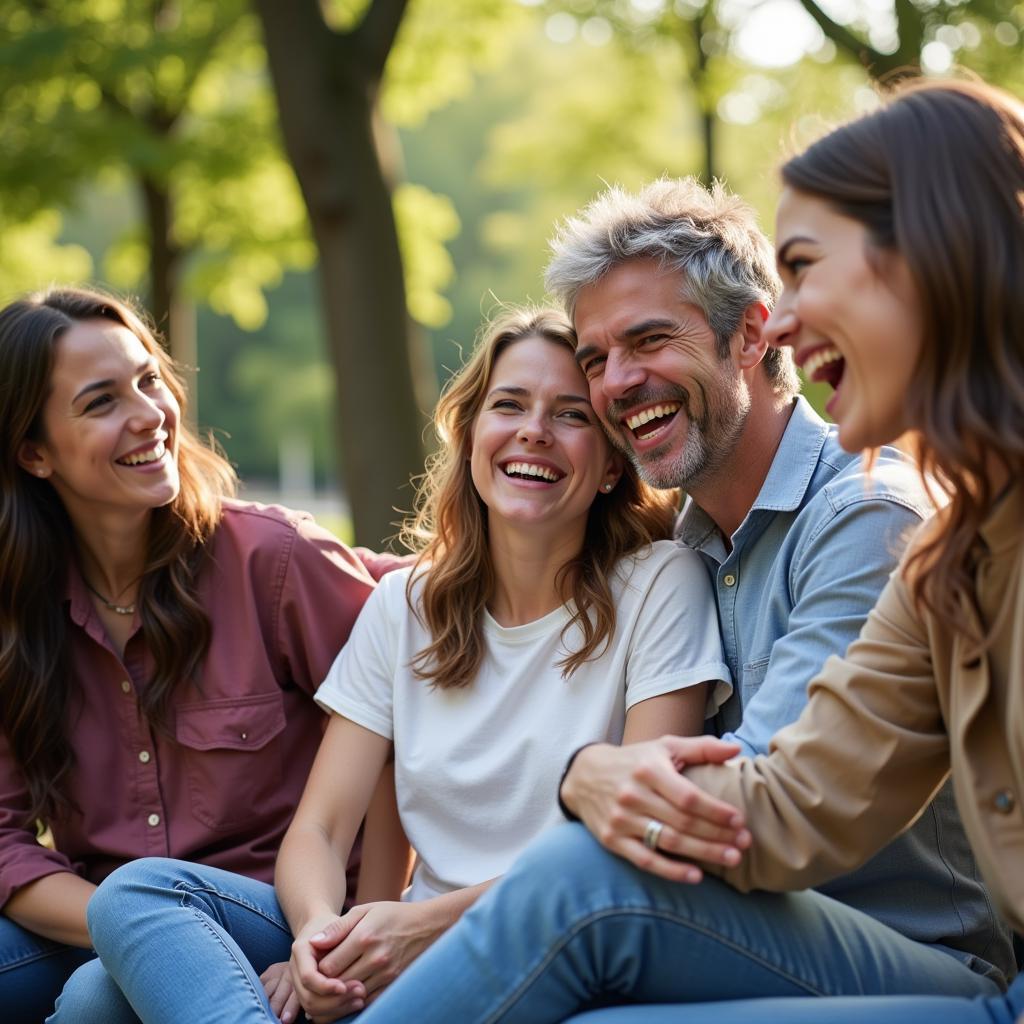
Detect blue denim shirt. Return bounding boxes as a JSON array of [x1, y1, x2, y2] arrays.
[[678, 397, 1014, 984]]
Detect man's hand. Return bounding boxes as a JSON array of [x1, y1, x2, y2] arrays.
[[561, 736, 751, 882], [313, 900, 443, 1005], [260, 960, 303, 1024]]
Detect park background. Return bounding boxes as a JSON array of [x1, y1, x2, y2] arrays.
[[1, 0, 1021, 547]]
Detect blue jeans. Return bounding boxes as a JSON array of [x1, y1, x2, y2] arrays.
[[359, 823, 1002, 1023], [0, 914, 94, 1024], [51, 858, 296, 1024], [564, 975, 1024, 1023]]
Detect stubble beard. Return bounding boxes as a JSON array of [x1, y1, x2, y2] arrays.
[[606, 372, 750, 492]]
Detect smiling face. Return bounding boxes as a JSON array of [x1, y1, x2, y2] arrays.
[[19, 318, 181, 525], [766, 187, 924, 452], [573, 258, 748, 491], [469, 335, 620, 545]]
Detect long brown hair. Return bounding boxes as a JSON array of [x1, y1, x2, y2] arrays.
[[780, 79, 1024, 638], [401, 307, 678, 689], [0, 287, 237, 823]]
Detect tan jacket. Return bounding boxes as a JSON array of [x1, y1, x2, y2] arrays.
[[688, 482, 1024, 934]]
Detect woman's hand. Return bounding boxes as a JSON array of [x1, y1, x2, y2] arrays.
[[561, 736, 752, 882], [289, 914, 365, 1023], [312, 900, 444, 1004], [259, 960, 303, 1024]]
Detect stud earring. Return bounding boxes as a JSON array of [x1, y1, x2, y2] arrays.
[[603, 483, 614, 492]]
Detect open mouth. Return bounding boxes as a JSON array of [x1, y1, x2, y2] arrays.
[[803, 346, 846, 391], [501, 460, 565, 483], [624, 403, 681, 442], [116, 440, 167, 467]]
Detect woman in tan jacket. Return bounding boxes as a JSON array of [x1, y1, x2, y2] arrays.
[[350, 77, 1024, 1024]]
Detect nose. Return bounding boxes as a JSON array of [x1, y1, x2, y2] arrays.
[[603, 347, 645, 399], [128, 391, 166, 432], [517, 409, 551, 446], [764, 297, 798, 350]]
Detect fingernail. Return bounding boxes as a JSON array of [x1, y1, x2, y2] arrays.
[[686, 868, 701, 883], [723, 847, 740, 865], [310, 931, 325, 942]]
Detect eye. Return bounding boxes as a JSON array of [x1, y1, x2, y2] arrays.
[[83, 394, 113, 413], [780, 255, 811, 277], [140, 370, 163, 388], [580, 355, 606, 378], [637, 334, 667, 348], [559, 407, 591, 423], [491, 398, 522, 412]]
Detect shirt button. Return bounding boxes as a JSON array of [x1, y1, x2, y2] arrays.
[[138, 751, 151, 764], [240, 732, 248, 741], [722, 574, 736, 587], [120, 680, 132, 694], [994, 790, 1015, 814], [147, 813, 161, 827]]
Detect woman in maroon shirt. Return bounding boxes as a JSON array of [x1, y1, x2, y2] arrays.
[[0, 287, 392, 1022]]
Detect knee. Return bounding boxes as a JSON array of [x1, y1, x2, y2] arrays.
[[48, 957, 120, 1023], [86, 857, 184, 953], [505, 823, 615, 892]]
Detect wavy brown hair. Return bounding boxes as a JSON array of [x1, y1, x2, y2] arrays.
[[0, 287, 237, 824], [401, 307, 678, 689], [781, 78, 1024, 639]]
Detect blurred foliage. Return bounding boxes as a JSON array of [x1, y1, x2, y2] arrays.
[[1, 0, 1020, 485], [0, 0, 314, 328]]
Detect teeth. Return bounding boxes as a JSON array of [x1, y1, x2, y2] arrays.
[[118, 441, 165, 466], [625, 403, 680, 431], [504, 461, 561, 482], [803, 347, 843, 379]]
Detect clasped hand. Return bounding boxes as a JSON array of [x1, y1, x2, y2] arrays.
[[561, 735, 752, 882], [277, 900, 438, 1023]]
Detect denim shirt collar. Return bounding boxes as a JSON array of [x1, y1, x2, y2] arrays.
[[678, 396, 829, 554]]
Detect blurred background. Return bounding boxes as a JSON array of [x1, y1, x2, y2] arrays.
[[1, 0, 1021, 547]]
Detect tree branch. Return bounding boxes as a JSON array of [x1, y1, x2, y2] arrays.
[[795, 0, 884, 71], [354, 0, 411, 77]]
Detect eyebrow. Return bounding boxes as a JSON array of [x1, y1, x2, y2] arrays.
[[72, 359, 156, 404], [777, 237, 815, 263], [487, 385, 590, 404]]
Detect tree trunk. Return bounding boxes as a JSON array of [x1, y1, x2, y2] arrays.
[[254, 0, 427, 548], [140, 175, 197, 421]]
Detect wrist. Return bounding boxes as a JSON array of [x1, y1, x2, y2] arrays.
[[558, 742, 605, 821], [295, 903, 340, 938]]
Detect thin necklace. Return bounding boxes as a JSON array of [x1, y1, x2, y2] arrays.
[[83, 579, 136, 616]]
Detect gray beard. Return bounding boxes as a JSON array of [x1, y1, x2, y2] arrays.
[[606, 376, 749, 492]]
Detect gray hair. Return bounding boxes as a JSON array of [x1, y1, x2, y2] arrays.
[[545, 178, 799, 397]]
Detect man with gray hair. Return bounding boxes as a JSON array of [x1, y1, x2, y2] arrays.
[[357, 178, 1012, 1022]]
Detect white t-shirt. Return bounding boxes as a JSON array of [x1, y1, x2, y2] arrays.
[[315, 540, 730, 901]]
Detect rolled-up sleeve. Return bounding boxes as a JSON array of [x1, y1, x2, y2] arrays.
[[0, 732, 78, 909], [688, 569, 951, 892]]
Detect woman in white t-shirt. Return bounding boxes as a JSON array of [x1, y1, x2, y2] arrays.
[[75, 308, 730, 1024]]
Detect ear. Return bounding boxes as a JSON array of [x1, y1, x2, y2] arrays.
[[17, 440, 52, 479], [735, 301, 770, 371], [599, 451, 624, 494]]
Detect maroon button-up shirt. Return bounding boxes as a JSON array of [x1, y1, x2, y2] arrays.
[[0, 500, 387, 908]]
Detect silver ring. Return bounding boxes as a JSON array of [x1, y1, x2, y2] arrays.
[[642, 818, 665, 851]]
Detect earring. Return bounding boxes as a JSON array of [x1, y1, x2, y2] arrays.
[[603, 483, 614, 492]]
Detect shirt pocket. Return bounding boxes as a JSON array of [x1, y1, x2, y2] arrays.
[[740, 655, 771, 703], [175, 692, 287, 831]]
